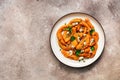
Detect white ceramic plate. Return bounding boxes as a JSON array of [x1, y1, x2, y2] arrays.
[[50, 12, 105, 68]]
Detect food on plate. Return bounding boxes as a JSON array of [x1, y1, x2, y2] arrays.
[[56, 18, 99, 61]]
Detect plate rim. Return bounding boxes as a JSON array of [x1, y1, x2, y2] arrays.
[[49, 12, 106, 68]]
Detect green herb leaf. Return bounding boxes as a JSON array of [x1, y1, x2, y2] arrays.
[[75, 50, 81, 56], [64, 27, 72, 33], [90, 28, 95, 35], [90, 46, 95, 51], [70, 36, 75, 41]]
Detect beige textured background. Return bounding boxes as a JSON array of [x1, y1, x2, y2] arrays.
[[0, 0, 120, 80]]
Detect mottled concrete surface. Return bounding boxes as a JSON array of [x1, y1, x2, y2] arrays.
[[0, 0, 120, 80]]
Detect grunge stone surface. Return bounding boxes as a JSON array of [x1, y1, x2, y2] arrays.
[[0, 0, 120, 80]]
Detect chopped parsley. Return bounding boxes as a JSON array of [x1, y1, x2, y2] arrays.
[[75, 50, 81, 56], [90, 28, 95, 35], [70, 36, 75, 41], [64, 27, 72, 33], [90, 46, 95, 51]]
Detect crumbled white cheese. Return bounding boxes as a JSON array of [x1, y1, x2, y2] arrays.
[[79, 28, 83, 32], [71, 45, 75, 48], [90, 38, 94, 45], [66, 31, 69, 34], [81, 50, 84, 53], [79, 57, 84, 60], [72, 22, 78, 26], [83, 41, 86, 46], [76, 22, 79, 25], [69, 50, 73, 56], [83, 34, 86, 37], [61, 31, 64, 35], [91, 38, 94, 43], [77, 37, 81, 42]]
